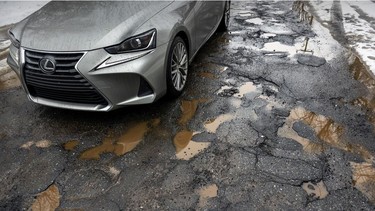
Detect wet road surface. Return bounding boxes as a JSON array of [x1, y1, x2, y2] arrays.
[[1, 1, 375, 210]]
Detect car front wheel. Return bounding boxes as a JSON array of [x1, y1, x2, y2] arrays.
[[166, 36, 189, 98], [218, 0, 230, 31]]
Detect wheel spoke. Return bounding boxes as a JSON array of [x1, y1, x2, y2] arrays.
[[180, 53, 187, 65], [177, 71, 181, 89], [181, 71, 186, 82]]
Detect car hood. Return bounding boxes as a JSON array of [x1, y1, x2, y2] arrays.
[[16, 1, 171, 51]]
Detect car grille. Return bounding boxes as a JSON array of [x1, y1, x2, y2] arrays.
[[24, 50, 108, 106]]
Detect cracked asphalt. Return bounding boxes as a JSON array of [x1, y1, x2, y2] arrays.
[[1, 1, 375, 210]]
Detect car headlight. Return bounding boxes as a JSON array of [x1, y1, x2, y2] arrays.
[[8, 30, 20, 48], [105, 29, 156, 54], [9, 43, 19, 64]]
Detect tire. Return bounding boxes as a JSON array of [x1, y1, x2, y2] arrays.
[[166, 36, 189, 98], [218, 0, 231, 32]]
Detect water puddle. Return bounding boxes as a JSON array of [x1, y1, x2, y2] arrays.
[[302, 181, 329, 200], [234, 82, 258, 98], [179, 100, 200, 126], [351, 162, 375, 203], [204, 113, 235, 134], [350, 56, 375, 90], [63, 140, 79, 151], [173, 99, 211, 160], [80, 119, 160, 160], [80, 137, 115, 160], [35, 140, 52, 148], [278, 107, 374, 161], [31, 184, 60, 211], [260, 24, 294, 35], [260, 33, 277, 39], [217, 82, 258, 98], [349, 56, 375, 130], [238, 12, 253, 17], [217, 85, 236, 97], [20, 140, 52, 149], [173, 130, 194, 153], [173, 131, 210, 160], [257, 95, 284, 111], [21, 141, 34, 149], [261, 41, 298, 57], [197, 184, 218, 208], [230, 98, 242, 109], [245, 18, 264, 25], [114, 119, 160, 156]]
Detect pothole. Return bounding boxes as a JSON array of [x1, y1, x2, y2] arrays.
[[302, 181, 329, 200], [197, 184, 218, 208], [173, 131, 210, 160], [245, 18, 264, 25], [204, 113, 235, 134], [63, 140, 79, 151], [35, 140, 52, 148], [349, 55, 375, 130], [80, 119, 160, 160], [351, 162, 375, 204], [179, 100, 206, 126], [278, 106, 374, 162], [31, 184, 60, 211], [217, 81, 259, 98], [261, 41, 299, 57], [20, 140, 52, 149]]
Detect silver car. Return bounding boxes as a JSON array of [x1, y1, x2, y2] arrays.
[[7, 1, 230, 111]]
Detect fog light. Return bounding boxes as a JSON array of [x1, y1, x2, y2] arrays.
[[138, 77, 153, 97]]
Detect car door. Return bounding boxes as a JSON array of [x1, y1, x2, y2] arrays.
[[193, 0, 222, 52]]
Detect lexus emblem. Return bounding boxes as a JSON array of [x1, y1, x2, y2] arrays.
[[39, 57, 56, 74]]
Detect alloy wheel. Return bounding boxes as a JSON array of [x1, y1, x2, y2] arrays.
[[171, 42, 188, 91]]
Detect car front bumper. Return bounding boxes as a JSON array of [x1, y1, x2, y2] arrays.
[[7, 43, 169, 111]]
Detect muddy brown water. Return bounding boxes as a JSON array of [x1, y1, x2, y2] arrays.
[[197, 184, 218, 208], [349, 56, 375, 130], [31, 184, 60, 211], [351, 162, 375, 203], [278, 106, 373, 161], [204, 113, 235, 133], [173, 99, 211, 160], [80, 119, 160, 160], [173, 130, 211, 160], [173, 130, 194, 153], [63, 140, 79, 151], [347, 55, 375, 204], [178, 100, 199, 126]]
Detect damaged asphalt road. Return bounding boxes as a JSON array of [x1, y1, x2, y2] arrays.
[[1, 1, 375, 210]]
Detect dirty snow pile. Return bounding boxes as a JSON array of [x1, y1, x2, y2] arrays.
[[310, 0, 375, 76], [341, 0, 375, 76]]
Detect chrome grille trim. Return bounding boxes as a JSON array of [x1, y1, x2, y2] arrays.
[[23, 50, 108, 106]]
